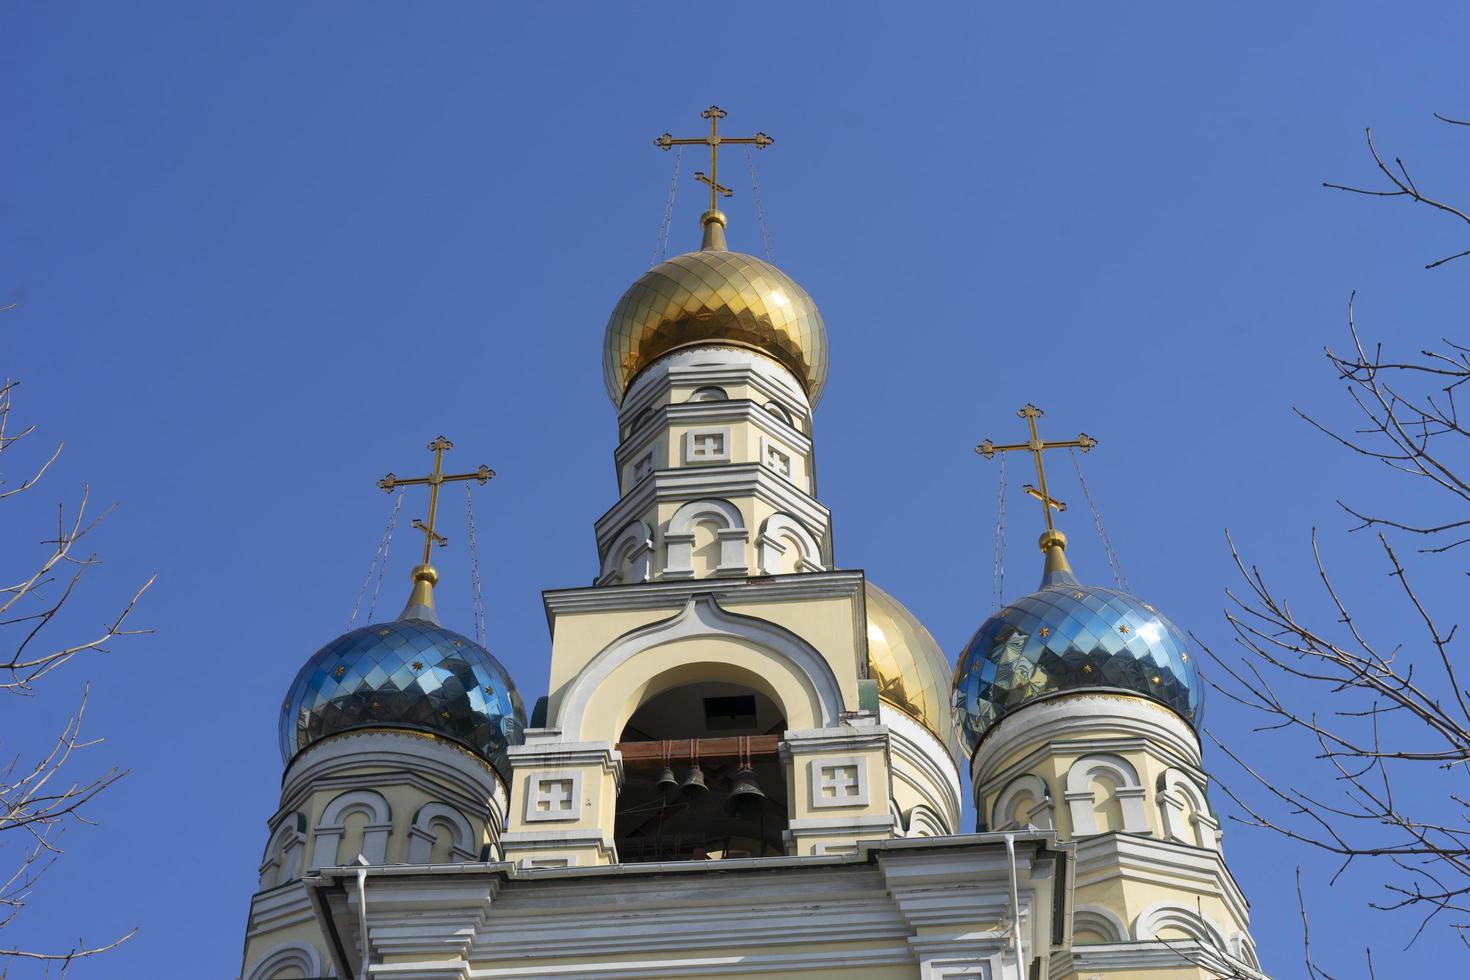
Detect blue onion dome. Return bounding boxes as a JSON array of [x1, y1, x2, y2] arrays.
[[278, 582, 526, 778], [951, 531, 1201, 758]]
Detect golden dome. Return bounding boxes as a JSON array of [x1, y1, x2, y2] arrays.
[[865, 581, 955, 750], [603, 213, 828, 406]]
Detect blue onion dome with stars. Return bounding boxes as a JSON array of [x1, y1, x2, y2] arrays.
[[278, 564, 526, 779], [951, 530, 1201, 758]]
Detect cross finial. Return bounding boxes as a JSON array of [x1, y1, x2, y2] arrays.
[[976, 405, 1097, 573], [654, 105, 774, 238], [377, 436, 493, 617]]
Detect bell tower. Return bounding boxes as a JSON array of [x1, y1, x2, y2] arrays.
[[500, 107, 960, 869]]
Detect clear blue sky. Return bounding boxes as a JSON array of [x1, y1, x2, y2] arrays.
[[5, 2, 1469, 975]]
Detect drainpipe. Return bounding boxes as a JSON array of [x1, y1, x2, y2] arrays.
[[355, 855, 370, 979], [1004, 833, 1027, 980]]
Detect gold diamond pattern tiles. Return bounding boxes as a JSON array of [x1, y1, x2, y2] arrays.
[[603, 248, 828, 405]]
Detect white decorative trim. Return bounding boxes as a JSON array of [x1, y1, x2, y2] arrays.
[[1064, 753, 1149, 836], [688, 385, 728, 402], [407, 803, 477, 864], [312, 789, 391, 869], [556, 595, 845, 738], [756, 512, 824, 574], [244, 941, 327, 980], [807, 756, 870, 809], [879, 704, 962, 832], [1134, 900, 1230, 949], [522, 771, 583, 823], [991, 773, 1055, 832], [258, 812, 307, 888]]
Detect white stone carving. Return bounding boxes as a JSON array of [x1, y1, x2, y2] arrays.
[[312, 789, 391, 869], [808, 756, 869, 809], [523, 771, 583, 823], [683, 426, 731, 464], [1072, 904, 1129, 943], [1064, 753, 1149, 836], [1133, 901, 1229, 949]]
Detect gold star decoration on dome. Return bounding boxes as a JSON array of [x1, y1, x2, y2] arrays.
[[378, 436, 494, 567], [976, 405, 1097, 534], [655, 106, 774, 212]]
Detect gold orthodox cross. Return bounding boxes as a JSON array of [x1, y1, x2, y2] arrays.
[[378, 436, 494, 566], [655, 105, 774, 212], [976, 405, 1097, 533]]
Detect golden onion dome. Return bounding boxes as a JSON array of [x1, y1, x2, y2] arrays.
[[865, 581, 956, 751], [603, 211, 828, 406]]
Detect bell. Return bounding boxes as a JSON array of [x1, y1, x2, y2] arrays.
[[655, 766, 679, 796], [724, 766, 766, 819], [680, 764, 708, 797]]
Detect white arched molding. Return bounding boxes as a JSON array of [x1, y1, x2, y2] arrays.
[[990, 774, 1055, 832], [258, 812, 307, 888], [245, 942, 327, 980], [597, 520, 654, 586], [1072, 904, 1129, 944], [311, 789, 392, 869], [905, 804, 948, 838], [1134, 902, 1229, 950], [663, 498, 748, 579], [689, 385, 728, 402], [1064, 753, 1148, 836], [1157, 767, 1222, 851], [557, 594, 844, 740], [407, 802, 478, 864], [757, 513, 824, 575]]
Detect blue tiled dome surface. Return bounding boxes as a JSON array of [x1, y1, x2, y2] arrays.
[[279, 617, 525, 778], [951, 574, 1201, 756]]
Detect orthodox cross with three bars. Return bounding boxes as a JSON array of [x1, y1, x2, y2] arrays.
[[655, 105, 774, 212], [976, 405, 1097, 532], [377, 436, 494, 565]]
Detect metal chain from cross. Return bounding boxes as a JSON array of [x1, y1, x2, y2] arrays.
[[655, 105, 773, 213], [976, 405, 1097, 535], [378, 436, 494, 569]]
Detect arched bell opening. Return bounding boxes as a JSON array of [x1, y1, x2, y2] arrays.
[[614, 680, 789, 863]]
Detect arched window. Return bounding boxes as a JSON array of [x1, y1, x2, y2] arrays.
[[598, 521, 654, 586], [244, 942, 327, 980], [613, 680, 788, 863], [1156, 768, 1221, 850], [764, 401, 795, 428], [756, 513, 823, 575]]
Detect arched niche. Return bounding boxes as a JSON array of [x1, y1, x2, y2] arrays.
[[245, 942, 327, 980], [1064, 754, 1149, 836], [1157, 768, 1222, 851], [557, 595, 843, 743], [1134, 902, 1229, 950], [598, 520, 654, 586], [664, 499, 748, 579], [1073, 905, 1129, 944], [990, 774, 1055, 832], [258, 812, 307, 888], [614, 679, 789, 862], [311, 789, 391, 869], [407, 802, 478, 864], [756, 513, 824, 575]]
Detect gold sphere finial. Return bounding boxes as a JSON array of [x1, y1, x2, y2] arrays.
[[412, 563, 439, 586], [1038, 529, 1067, 553]]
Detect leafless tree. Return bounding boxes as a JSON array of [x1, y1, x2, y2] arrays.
[[1203, 115, 1470, 966], [0, 375, 154, 976]]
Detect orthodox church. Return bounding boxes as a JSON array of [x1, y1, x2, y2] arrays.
[[238, 108, 1267, 980]]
